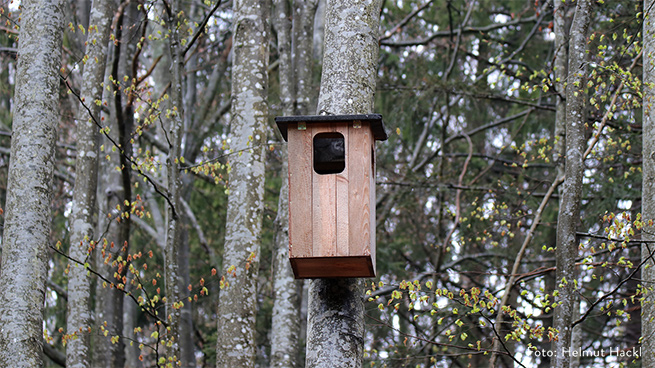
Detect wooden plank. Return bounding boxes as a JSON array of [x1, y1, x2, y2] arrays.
[[369, 139, 377, 274], [348, 122, 372, 258], [335, 124, 349, 256], [312, 124, 337, 257], [291, 256, 375, 278], [288, 122, 313, 258]]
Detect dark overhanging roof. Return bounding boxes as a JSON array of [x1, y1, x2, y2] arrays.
[[275, 114, 388, 142]]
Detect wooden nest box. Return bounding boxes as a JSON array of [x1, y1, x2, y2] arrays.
[[275, 114, 387, 278]]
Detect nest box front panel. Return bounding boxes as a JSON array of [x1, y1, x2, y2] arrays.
[[312, 123, 348, 258], [286, 121, 376, 278]]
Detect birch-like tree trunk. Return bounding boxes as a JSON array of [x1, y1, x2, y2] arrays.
[[292, 0, 319, 115], [553, 0, 569, 179], [270, 0, 318, 366], [0, 0, 64, 365], [66, 0, 116, 366], [163, 0, 185, 363], [553, 1, 591, 367], [178, 5, 199, 366], [642, 0, 655, 364], [215, 0, 269, 366], [305, 0, 382, 367]]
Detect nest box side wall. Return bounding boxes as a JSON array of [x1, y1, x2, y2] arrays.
[[288, 123, 313, 259], [347, 122, 375, 269]]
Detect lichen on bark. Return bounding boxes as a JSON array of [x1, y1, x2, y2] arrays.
[[215, 0, 269, 366], [0, 0, 65, 366], [305, 0, 382, 367]]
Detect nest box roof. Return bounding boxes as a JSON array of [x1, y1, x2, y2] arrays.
[[275, 114, 388, 142]]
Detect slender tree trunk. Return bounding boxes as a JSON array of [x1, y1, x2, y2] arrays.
[[642, 0, 655, 364], [553, 0, 569, 179], [94, 106, 129, 368], [270, 0, 302, 367], [553, 1, 591, 367], [271, 1, 302, 367], [66, 0, 116, 366], [0, 0, 65, 365], [93, 4, 138, 365], [305, 0, 382, 367], [123, 272, 142, 367], [270, 0, 318, 366], [215, 0, 269, 366], [293, 0, 319, 115], [163, 0, 186, 362], [179, 6, 199, 366]]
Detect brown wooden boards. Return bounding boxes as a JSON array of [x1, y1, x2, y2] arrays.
[[278, 115, 386, 278], [287, 122, 313, 258]]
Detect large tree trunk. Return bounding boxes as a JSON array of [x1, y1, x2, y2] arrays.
[[0, 0, 65, 365], [66, 0, 116, 366], [553, 1, 591, 367], [304, 0, 382, 367], [215, 0, 269, 366], [643, 0, 655, 364]]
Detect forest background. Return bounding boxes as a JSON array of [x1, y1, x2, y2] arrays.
[[0, 0, 651, 367]]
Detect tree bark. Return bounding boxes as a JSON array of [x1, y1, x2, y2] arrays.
[[163, 0, 186, 363], [553, 1, 591, 367], [215, 0, 269, 366], [305, 0, 381, 367], [293, 0, 319, 115], [270, 0, 317, 364], [553, 0, 570, 178], [66, 0, 116, 366], [643, 0, 655, 365], [0, 0, 65, 365], [93, 4, 139, 366]]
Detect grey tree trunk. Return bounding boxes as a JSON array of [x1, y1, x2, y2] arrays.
[[66, 0, 116, 366], [270, 0, 317, 365], [293, 0, 320, 115], [305, 0, 382, 367], [215, 0, 269, 366], [553, 1, 591, 368], [179, 5, 199, 366], [643, 0, 655, 365], [93, 4, 139, 366], [163, 0, 186, 363], [94, 92, 129, 368], [553, 0, 569, 179], [0, 0, 65, 365]]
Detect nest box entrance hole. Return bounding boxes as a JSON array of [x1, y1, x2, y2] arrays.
[[313, 132, 345, 175]]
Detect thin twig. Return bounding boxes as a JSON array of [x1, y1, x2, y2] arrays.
[[440, 133, 472, 253], [584, 49, 643, 159], [50, 245, 165, 324], [489, 173, 564, 364], [61, 76, 178, 218], [380, 0, 435, 41], [184, 0, 223, 56], [573, 241, 655, 327]]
